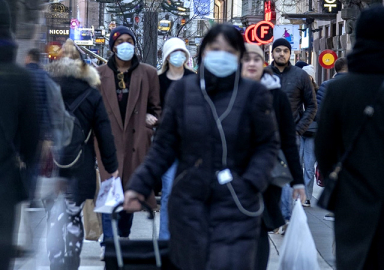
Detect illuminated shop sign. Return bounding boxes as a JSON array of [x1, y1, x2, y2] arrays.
[[245, 21, 274, 45], [49, 29, 70, 35]]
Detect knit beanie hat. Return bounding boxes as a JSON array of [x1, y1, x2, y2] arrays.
[[272, 38, 291, 53], [295, 61, 308, 69], [0, 0, 13, 41], [244, 43, 265, 62], [109, 26, 136, 50], [303, 65, 315, 79], [160, 37, 190, 74]]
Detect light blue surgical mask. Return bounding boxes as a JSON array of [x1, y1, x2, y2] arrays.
[[116, 42, 135, 61], [169, 51, 186, 68], [203, 51, 239, 77]]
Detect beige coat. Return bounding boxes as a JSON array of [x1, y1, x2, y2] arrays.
[[95, 61, 161, 189]]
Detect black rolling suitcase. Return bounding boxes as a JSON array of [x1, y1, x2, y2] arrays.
[[104, 201, 175, 270]]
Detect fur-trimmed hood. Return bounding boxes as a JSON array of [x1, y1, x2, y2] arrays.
[[45, 57, 100, 88]]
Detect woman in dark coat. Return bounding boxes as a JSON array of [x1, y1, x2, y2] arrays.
[[241, 43, 305, 270], [316, 7, 384, 270], [45, 39, 118, 270], [124, 24, 279, 270]]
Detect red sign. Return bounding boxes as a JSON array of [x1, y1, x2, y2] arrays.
[[264, 1, 276, 21], [135, 16, 140, 24], [245, 21, 274, 45], [319, 50, 338, 69]]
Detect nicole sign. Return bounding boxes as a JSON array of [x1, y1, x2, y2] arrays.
[[245, 21, 274, 45]]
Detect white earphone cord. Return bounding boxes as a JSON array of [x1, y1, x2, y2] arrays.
[[200, 64, 264, 217]]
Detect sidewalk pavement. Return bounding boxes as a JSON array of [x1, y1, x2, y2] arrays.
[[13, 182, 335, 269]]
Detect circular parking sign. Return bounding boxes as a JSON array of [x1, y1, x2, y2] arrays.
[[319, 50, 338, 69]]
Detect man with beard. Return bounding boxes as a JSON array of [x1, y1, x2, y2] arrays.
[[269, 38, 316, 225]]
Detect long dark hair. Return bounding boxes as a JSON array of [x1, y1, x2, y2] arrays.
[[197, 24, 246, 65]]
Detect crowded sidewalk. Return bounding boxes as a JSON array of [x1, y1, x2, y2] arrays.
[[13, 182, 335, 270]]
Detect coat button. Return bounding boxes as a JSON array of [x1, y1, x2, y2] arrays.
[[134, 110, 138, 114], [132, 148, 135, 152], [132, 129, 135, 133]]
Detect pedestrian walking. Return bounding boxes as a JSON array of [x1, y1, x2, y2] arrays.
[[300, 64, 319, 207], [0, 0, 40, 268], [25, 48, 52, 208], [316, 57, 348, 222], [316, 6, 384, 270], [45, 38, 118, 269], [269, 38, 316, 222], [96, 26, 161, 254], [241, 43, 304, 270], [124, 23, 279, 270], [158, 37, 195, 240]]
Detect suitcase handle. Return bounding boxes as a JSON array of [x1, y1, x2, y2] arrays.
[[111, 201, 162, 269]]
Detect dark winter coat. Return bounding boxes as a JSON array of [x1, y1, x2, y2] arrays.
[[260, 74, 304, 230], [128, 70, 279, 270], [0, 45, 40, 204], [270, 61, 317, 135], [26, 63, 51, 139], [315, 59, 384, 269], [316, 72, 346, 119], [46, 58, 118, 205], [158, 68, 195, 107]]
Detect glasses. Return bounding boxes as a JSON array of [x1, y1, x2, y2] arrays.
[[117, 72, 126, 89]]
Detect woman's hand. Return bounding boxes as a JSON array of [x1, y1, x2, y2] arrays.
[[123, 190, 145, 212], [146, 113, 158, 126]]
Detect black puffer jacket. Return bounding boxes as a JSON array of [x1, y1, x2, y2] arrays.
[[47, 58, 118, 204], [259, 73, 303, 230], [270, 61, 317, 135], [129, 70, 279, 269]]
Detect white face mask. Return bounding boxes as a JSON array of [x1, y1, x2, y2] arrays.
[[203, 51, 238, 77], [169, 51, 186, 68], [116, 42, 135, 61]]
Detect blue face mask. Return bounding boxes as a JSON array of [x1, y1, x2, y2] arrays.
[[116, 42, 135, 61], [203, 51, 238, 77], [169, 51, 187, 68]]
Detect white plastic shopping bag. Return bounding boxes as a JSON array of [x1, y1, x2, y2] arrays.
[[94, 177, 124, 213], [277, 200, 320, 270]]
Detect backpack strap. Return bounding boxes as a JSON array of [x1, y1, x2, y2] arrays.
[[67, 88, 93, 113]]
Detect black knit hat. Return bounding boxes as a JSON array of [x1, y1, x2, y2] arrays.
[[272, 38, 291, 53], [0, 0, 13, 41], [355, 5, 384, 42], [109, 26, 136, 50]]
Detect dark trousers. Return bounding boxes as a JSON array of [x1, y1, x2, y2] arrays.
[[102, 211, 134, 245], [254, 222, 270, 270], [0, 202, 16, 270], [363, 205, 384, 269]]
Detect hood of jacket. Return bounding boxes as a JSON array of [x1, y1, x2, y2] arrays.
[[45, 57, 100, 88], [260, 73, 281, 90]]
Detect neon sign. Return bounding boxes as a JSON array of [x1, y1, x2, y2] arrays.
[[264, 1, 276, 21], [245, 21, 274, 45]]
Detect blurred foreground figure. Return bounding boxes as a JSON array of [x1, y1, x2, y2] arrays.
[[316, 6, 384, 270], [0, 0, 39, 269]]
